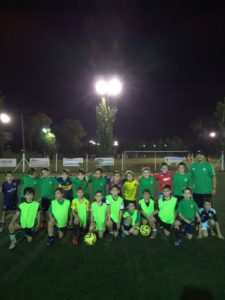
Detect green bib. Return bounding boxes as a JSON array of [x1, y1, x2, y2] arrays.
[[158, 196, 177, 224], [91, 202, 107, 231], [106, 195, 123, 223], [19, 201, 39, 229], [123, 209, 139, 226], [138, 199, 155, 217], [51, 199, 70, 228]]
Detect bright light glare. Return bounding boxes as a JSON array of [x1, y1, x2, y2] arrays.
[[113, 140, 119, 146], [95, 80, 108, 95], [95, 78, 122, 96], [0, 113, 11, 124], [42, 128, 48, 134], [209, 132, 216, 138]]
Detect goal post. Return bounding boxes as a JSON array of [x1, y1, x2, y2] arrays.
[[121, 150, 192, 172]]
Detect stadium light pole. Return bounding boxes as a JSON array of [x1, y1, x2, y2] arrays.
[[209, 131, 217, 138]]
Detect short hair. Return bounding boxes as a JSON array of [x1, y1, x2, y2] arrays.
[[24, 187, 35, 196], [142, 167, 150, 171], [95, 190, 103, 195], [127, 202, 135, 208], [95, 167, 103, 173], [42, 168, 49, 172], [125, 170, 134, 179], [161, 162, 168, 167], [203, 198, 212, 205], [6, 170, 13, 175], [178, 162, 186, 168], [110, 185, 119, 191], [113, 170, 121, 176], [182, 186, 192, 193], [162, 184, 171, 190], [62, 169, 70, 175], [28, 167, 36, 175], [55, 188, 64, 195], [76, 186, 84, 192], [77, 168, 85, 175], [143, 189, 151, 195]]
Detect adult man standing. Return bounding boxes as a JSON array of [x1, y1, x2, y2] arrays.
[[189, 150, 216, 208]]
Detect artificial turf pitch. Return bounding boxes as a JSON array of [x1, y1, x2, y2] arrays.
[[0, 173, 225, 300]]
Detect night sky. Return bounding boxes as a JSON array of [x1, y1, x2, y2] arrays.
[[1, 1, 225, 141]]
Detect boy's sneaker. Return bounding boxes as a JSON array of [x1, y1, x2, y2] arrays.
[[53, 227, 59, 237], [174, 239, 182, 246], [72, 236, 78, 246], [9, 240, 16, 250], [46, 236, 54, 247], [150, 230, 157, 239]]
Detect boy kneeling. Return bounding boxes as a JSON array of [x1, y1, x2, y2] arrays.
[[121, 202, 139, 238]]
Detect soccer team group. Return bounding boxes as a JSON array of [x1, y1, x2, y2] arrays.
[[0, 150, 224, 250]]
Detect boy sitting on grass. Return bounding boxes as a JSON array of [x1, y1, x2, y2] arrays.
[[198, 199, 224, 240], [121, 202, 139, 238], [174, 187, 201, 246], [8, 187, 40, 250]]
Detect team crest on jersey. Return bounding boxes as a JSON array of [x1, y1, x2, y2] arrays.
[[190, 204, 193, 208], [184, 178, 188, 182], [202, 168, 206, 171], [49, 181, 52, 185]]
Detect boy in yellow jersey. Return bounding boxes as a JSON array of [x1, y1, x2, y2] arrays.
[[150, 184, 177, 239], [8, 187, 41, 250], [106, 185, 124, 239], [89, 191, 107, 239], [71, 187, 90, 246], [123, 171, 139, 207], [121, 202, 139, 238], [46, 188, 71, 246]]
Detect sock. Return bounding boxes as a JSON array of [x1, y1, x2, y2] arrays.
[[174, 228, 181, 240], [9, 233, 16, 242], [72, 224, 79, 236], [48, 235, 54, 239]]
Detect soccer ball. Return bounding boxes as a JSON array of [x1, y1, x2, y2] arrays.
[[84, 233, 97, 246], [140, 225, 151, 236]]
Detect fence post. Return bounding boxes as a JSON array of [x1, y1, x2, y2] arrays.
[[86, 153, 88, 173], [221, 151, 224, 171], [121, 152, 124, 172], [154, 151, 157, 170], [55, 153, 58, 173]]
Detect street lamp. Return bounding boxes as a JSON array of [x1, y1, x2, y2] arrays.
[[95, 77, 122, 97], [113, 140, 119, 147], [209, 131, 217, 138], [0, 113, 11, 124]]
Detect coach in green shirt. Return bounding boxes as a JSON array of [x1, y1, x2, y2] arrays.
[[189, 150, 216, 208]]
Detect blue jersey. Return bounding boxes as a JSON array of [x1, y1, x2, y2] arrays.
[[56, 177, 73, 200], [199, 207, 217, 223], [2, 180, 20, 210]]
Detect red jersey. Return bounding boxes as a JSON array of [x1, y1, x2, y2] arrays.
[[154, 171, 173, 192]]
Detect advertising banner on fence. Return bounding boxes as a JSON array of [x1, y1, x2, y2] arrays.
[[95, 157, 115, 166], [0, 158, 17, 167], [30, 158, 50, 168], [165, 157, 186, 165], [63, 158, 84, 167]]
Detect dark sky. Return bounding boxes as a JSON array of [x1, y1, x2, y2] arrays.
[[1, 1, 225, 142]]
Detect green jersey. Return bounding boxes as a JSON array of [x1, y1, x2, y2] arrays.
[[158, 196, 177, 224], [19, 200, 40, 229], [91, 201, 107, 231], [172, 173, 191, 196], [189, 161, 216, 194], [71, 198, 90, 227], [177, 199, 199, 221], [49, 199, 70, 228], [106, 195, 124, 223], [19, 176, 39, 198], [38, 176, 58, 200], [138, 198, 155, 217], [89, 175, 108, 198], [123, 209, 140, 226], [139, 176, 156, 198], [70, 177, 89, 198]]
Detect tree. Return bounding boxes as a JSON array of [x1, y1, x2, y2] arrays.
[[55, 119, 86, 154], [96, 97, 118, 155], [0, 92, 5, 153]]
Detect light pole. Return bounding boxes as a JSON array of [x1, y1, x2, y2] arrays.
[[95, 77, 122, 155]]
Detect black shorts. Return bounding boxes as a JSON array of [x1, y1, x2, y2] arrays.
[[41, 198, 52, 211], [193, 193, 211, 208], [154, 214, 172, 232], [177, 219, 195, 234], [140, 213, 150, 223], [2, 200, 18, 211], [23, 228, 34, 237], [111, 219, 118, 232], [122, 222, 132, 231]]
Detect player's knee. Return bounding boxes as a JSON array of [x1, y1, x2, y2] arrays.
[[164, 229, 170, 236], [98, 231, 104, 239], [27, 236, 33, 243], [174, 220, 180, 229], [186, 234, 193, 240], [107, 220, 112, 228], [202, 230, 208, 238], [209, 219, 216, 226], [142, 219, 147, 225]]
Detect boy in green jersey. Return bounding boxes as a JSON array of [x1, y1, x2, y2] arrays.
[[174, 187, 201, 246], [89, 191, 107, 239], [46, 188, 71, 246], [139, 167, 156, 199], [8, 187, 40, 250], [173, 162, 191, 202], [138, 189, 155, 226], [38, 168, 58, 227], [189, 150, 216, 208], [71, 168, 89, 199], [19, 167, 39, 201], [106, 185, 124, 239], [71, 187, 90, 246], [150, 185, 177, 239], [121, 202, 139, 238], [88, 167, 109, 200]]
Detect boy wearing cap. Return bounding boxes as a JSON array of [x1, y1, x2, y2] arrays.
[[189, 150, 216, 208]]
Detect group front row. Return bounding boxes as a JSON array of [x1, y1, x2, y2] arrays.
[[8, 184, 224, 250]]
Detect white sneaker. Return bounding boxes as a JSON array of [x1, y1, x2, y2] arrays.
[[9, 240, 16, 250]]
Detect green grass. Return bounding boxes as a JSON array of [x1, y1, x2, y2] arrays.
[[0, 173, 225, 300]]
